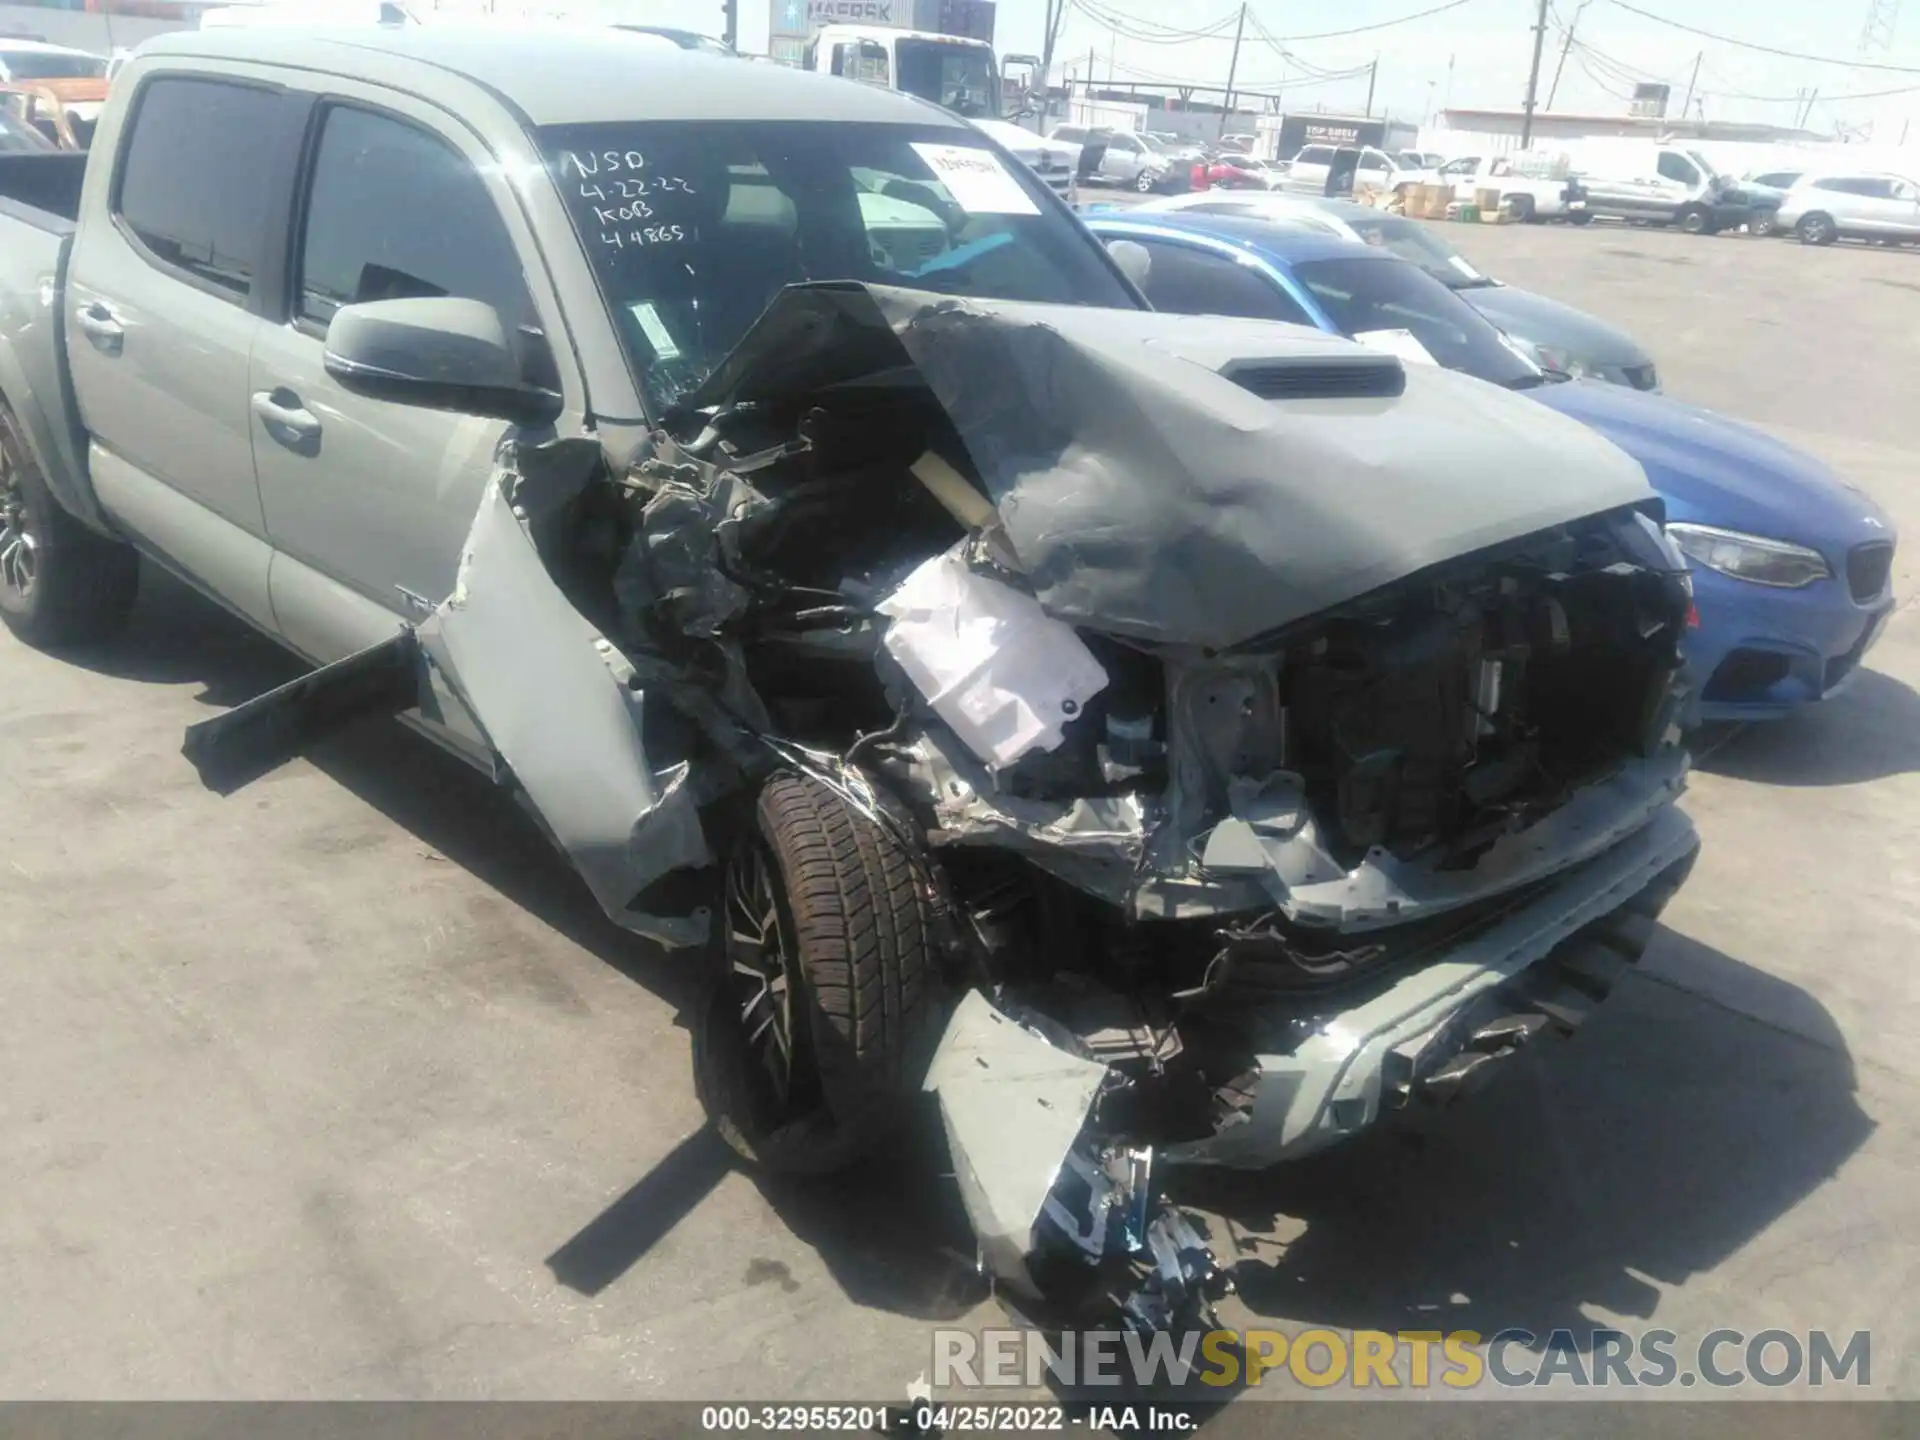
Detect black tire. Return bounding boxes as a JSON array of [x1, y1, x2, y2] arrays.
[[1134, 168, 1157, 193], [1566, 209, 1594, 226], [1797, 211, 1838, 246], [694, 770, 933, 1176], [1677, 204, 1712, 235], [1750, 209, 1776, 238], [0, 403, 138, 648]]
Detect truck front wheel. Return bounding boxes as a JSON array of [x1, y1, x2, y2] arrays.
[[694, 771, 935, 1175], [0, 406, 138, 648]]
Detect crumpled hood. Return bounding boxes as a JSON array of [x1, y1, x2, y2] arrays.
[[682, 283, 1656, 650], [1528, 379, 1896, 556], [1459, 285, 1653, 371]]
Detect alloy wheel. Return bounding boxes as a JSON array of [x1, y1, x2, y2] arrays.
[[0, 444, 36, 601], [721, 837, 804, 1114]]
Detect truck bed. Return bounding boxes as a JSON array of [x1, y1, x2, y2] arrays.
[[0, 149, 108, 534]]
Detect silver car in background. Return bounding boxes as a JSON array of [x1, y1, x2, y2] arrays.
[[1776, 171, 1920, 246], [1049, 122, 1176, 192]]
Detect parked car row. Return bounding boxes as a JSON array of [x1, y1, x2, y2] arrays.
[[1086, 197, 1895, 727]]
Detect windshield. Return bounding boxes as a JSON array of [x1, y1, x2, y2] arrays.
[[1292, 255, 1540, 388], [896, 38, 998, 118], [1337, 209, 1492, 288], [0, 51, 107, 81], [541, 120, 1135, 415]]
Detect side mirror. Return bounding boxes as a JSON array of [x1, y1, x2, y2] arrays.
[[323, 297, 561, 427], [1106, 239, 1152, 290]]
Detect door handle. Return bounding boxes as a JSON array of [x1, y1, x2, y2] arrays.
[[74, 302, 122, 352], [251, 388, 322, 448]]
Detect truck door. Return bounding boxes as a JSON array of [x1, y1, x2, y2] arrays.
[[65, 72, 302, 634], [1653, 149, 1702, 218], [247, 98, 551, 669]]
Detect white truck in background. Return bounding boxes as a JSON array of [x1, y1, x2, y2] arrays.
[[806, 23, 1001, 119], [1438, 151, 1590, 222]]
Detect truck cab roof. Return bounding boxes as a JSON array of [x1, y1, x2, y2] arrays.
[[133, 24, 972, 129]]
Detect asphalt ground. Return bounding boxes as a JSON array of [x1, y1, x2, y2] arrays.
[[2, 213, 1916, 1406]]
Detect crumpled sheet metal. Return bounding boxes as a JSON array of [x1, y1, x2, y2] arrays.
[[1161, 803, 1702, 1168], [923, 990, 1109, 1299], [418, 436, 714, 946], [681, 282, 1657, 651], [1208, 744, 1692, 933]]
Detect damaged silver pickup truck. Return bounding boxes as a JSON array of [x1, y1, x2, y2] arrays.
[[0, 28, 1697, 1328]]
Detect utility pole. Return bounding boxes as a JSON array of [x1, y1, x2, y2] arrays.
[[1221, 3, 1251, 137], [1546, 0, 1589, 110], [1681, 50, 1702, 117], [1219, 3, 1247, 137], [720, 0, 737, 52], [1365, 54, 1379, 116], [1040, 0, 1066, 95], [1518, 0, 1551, 149]]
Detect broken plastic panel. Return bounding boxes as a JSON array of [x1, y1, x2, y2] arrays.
[[878, 544, 1110, 769]]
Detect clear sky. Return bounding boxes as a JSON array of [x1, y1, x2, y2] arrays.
[[486, 0, 1920, 138]]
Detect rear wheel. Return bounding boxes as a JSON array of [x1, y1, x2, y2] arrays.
[[1797, 212, 1838, 246], [1134, 168, 1157, 193], [0, 404, 139, 648], [1749, 208, 1777, 237], [694, 771, 934, 1176], [1566, 209, 1594, 226], [1506, 193, 1537, 223], [1677, 204, 1713, 235]]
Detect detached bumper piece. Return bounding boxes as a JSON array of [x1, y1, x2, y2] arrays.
[[924, 992, 1233, 1333]]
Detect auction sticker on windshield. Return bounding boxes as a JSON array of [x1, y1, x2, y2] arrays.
[[911, 143, 1040, 215]]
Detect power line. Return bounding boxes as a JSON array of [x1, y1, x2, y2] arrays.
[[1260, 0, 1483, 43], [1244, 9, 1370, 78], [1069, 0, 1240, 44], [1573, 51, 1637, 98], [1604, 0, 1920, 73]]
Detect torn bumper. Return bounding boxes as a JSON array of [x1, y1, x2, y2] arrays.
[[1163, 802, 1700, 1167], [924, 806, 1699, 1302]]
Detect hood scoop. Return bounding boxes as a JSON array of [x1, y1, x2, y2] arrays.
[[1221, 352, 1406, 401]]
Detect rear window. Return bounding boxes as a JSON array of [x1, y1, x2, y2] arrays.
[[0, 106, 55, 154], [114, 77, 282, 299]]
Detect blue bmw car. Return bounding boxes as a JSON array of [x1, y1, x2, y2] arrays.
[[1085, 211, 1897, 725]]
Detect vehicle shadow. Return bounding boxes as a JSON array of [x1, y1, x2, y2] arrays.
[[85, 569, 988, 1318], [73, 565, 696, 1009], [62, 562, 304, 709], [1175, 925, 1871, 1351], [1692, 666, 1920, 786]]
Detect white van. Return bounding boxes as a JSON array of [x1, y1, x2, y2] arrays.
[[1559, 139, 1751, 234]]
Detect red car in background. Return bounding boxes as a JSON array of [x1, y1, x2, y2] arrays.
[[1203, 153, 1277, 189]]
